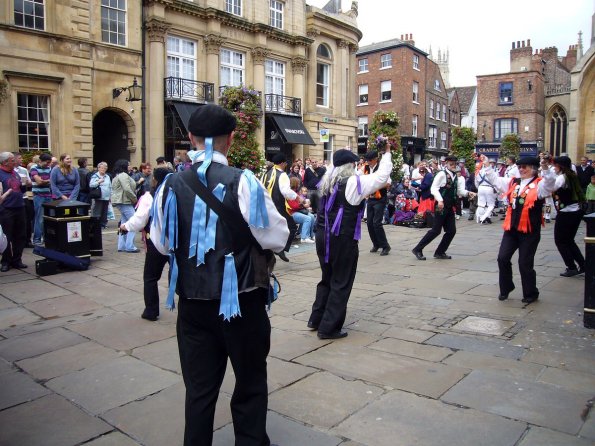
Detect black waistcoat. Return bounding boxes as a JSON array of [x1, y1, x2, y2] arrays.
[[438, 171, 457, 208], [509, 178, 544, 232], [262, 167, 287, 216], [554, 177, 578, 210], [165, 163, 269, 300], [316, 177, 365, 236]]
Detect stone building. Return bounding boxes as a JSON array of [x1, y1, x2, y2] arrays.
[[1, 0, 361, 168], [0, 0, 143, 170], [355, 34, 459, 164]]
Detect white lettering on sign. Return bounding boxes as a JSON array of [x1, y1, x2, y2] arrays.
[[285, 129, 305, 134]]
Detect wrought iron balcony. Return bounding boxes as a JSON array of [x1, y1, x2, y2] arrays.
[[264, 94, 301, 115], [164, 77, 215, 103]]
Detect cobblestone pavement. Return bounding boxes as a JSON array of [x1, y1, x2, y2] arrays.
[[0, 215, 594, 446]]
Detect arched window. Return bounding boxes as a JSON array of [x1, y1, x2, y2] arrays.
[[548, 106, 567, 157], [316, 44, 332, 107]]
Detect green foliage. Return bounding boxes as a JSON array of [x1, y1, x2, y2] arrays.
[[219, 86, 265, 172], [450, 127, 477, 172], [367, 110, 403, 181], [499, 133, 521, 160]]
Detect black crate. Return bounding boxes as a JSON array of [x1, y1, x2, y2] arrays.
[[35, 259, 59, 276]]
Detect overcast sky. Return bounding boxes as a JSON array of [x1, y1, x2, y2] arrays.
[[308, 0, 594, 86]]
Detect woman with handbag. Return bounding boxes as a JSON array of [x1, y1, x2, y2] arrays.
[[111, 159, 139, 253], [89, 162, 111, 229]]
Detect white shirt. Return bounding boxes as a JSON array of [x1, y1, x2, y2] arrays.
[[431, 169, 471, 202], [276, 168, 298, 201], [335, 152, 393, 205], [504, 164, 520, 179], [482, 166, 556, 200], [152, 151, 289, 255]]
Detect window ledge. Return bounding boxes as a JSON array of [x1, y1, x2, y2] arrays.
[[358, 70, 369, 74], [499, 101, 514, 106], [412, 100, 420, 105], [413, 67, 420, 71], [380, 66, 392, 70], [357, 103, 368, 107], [379, 99, 392, 104]]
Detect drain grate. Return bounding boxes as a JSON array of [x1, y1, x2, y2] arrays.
[[438, 314, 523, 339]]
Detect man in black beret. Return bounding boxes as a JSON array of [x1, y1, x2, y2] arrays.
[[412, 155, 476, 261], [261, 152, 304, 261], [363, 150, 391, 255], [475, 154, 557, 303], [153, 103, 289, 445], [307, 147, 392, 339]]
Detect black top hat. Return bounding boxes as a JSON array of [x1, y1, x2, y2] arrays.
[[517, 156, 540, 167], [364, 150, 378, 161], [333, 149, 359, 166], [187, 104, 237, 137], [553, 156, 572, 170], [272, 152, 287, 165], [444, 155, 458, 162]]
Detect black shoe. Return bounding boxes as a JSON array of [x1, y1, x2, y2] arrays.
[[467, 215, 474, 221], [0, 264, 9, 273], [12, 262, 27, 269], [498, 293, 509, 301], [370, 246, 380, 253], [485, 218, 492, 224], [433, 253, 452, 260], [380, 246, 391, 256], [275, 251, 289, 262], [560, 268, 580, 277], [141, 311, 158, 322], [521, 295, 539, 304], [318, 331, 348, 340], [307, 321, 318, 331], [412, 249, 426, 261]]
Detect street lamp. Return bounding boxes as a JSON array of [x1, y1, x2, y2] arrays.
[[113, 77, 142, 102]]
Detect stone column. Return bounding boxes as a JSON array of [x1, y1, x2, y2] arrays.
[[146, 18, 169, 162], [337, 39, 350, 117], [204, 34, 225, 96], [291, 57, 309, 160], [251, 47, 269, 156]]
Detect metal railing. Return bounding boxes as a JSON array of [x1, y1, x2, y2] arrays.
[[164, 77, 215, 103], [264, 94, 301, 115]]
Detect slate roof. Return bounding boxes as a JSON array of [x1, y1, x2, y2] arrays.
[[451, 86, 476, 113], [356, 38, 428, 56]]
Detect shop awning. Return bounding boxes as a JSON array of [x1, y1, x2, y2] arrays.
[[269, 115, 316, 145], [170, 101, 202, 133]]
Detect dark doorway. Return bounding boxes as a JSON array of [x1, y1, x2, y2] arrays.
[[93, 109, 129, 172]]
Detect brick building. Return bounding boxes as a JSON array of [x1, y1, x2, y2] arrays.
[[476, 35, 586, 159], [355, 34, 460, 164]]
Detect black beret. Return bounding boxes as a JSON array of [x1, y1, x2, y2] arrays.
[[517, 156, 540, 167], [364, 150, 378, 161], [187, 104, 237, 137], [444, 155, 458, 162], [333, 149, 359, 166], [272, 152, 287, 164], [553, 156, 572, 169]]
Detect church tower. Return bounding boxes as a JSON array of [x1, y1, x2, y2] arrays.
[[430, 47, 450, 88]]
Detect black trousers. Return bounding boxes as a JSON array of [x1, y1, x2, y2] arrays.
[[414, 207, 456, 255], [0, 206, 26, 267], [143, 238, 169, 318], [282, 211, 297, 252], [309, 231, 359, 335], [497, 229, 541, 299], [366, 197, 389, 249], [554, 210, 585, 270], [177, 289, 271, 446]]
